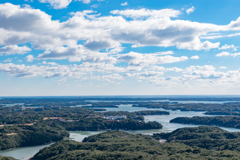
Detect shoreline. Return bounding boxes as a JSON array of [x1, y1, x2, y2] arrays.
[[24, 155, 34, 160]]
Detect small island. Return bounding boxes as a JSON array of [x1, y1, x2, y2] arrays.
[[170, 116, 240, 129]]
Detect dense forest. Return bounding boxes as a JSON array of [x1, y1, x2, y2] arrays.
[[152, 126, 240, 151], [0, 107, 164, 151], [0, 106, 170, 125], [51, 118, 162, 131], [0, 123, 69, 150], [33, 128, 240, 160], [205, 111, 240, 116], [170, 116, 240, 129]]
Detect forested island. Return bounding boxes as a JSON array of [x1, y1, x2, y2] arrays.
[[170, 116, 240, 129], [0, 123, 68, 150], [33, 127, 240, 160], [152, 126, 240, 151], [205, 111, 240, 116], [0, 106, 164, 151]]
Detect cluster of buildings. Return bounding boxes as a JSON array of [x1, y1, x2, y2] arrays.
[[103, 115, 127, 120]]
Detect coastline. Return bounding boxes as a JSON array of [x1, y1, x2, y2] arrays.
[[24, 155, 34, 160]]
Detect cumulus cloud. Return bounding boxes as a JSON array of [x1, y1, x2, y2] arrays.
[[216, 51, 240, 57], [42, 61, 58, 65], [190, 55, 199, 59], [110, 8, 181, 19], [117, 52, 188, 66], [126, 71, 164, 79], [93, 74, 124, 83], [216, 51, 230, 57], [186, 6, 195, 15], [84, 39, 119, 51], [220, 66, 226, 69], [78, 0, 91, 4], [183, 65, 224, 79], [0, 3, 227, 62], [39, 0, 72, 9], [156, 51, 174, 55], [37, 46, 82, 59], [26, 55, 34, 62], [219, 44, 237, 51], [0, 45, 31, 55], [121, 2, 128, 6], [0, 62, 125, 79], [2, 3, 240, 88], [227, 17, 240, 30]]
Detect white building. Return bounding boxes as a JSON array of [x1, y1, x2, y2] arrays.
[[104, 116, 127, 120]]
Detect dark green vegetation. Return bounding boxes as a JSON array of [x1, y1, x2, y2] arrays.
[[33, 129, 240, 160], [0, 122, 69, 150], [0, 105, 164, 151], [205, 111, 240, 116], [52, 118, 162, 131], [170, 116, 240, 129], [153, 126, 240, 151], [0, 156, 15, 160], [132, 102, 240, 112], [133, 110, 170, 115]]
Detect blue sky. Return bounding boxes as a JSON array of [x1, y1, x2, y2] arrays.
[[0, 0, 240, 96]]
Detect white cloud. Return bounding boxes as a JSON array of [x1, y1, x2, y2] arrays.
[[218, 44, 237, 51], [0, 2, 226, 63], [42, 61, 58, 65], [201, 32, 240, 40], [0, 62, 125, 79], [1, 2, 240, 85], [121, 2, 128, 6], [117, 52, 188, 66], [216, 51, 240, 57], [0, 45, 31, 55], [151, 66, 183, 72], [190, 55, 199, 59], [26, 55, 34, 62], [3, 58, 12, 62], [78, 0, 91, 4], [216, 51, 230, 57], [91, 4, 98, 8], [186, 6, 195, 15], [57, 77, 67, 85], [93, 74, 124, 83], [84, 39, 119, 51], [126, 71, 164, 79], [39, 0, 72, 9], [220, 66, 226, 69], [22, 4, 32, 9], [156, 51, 174, 55], [110, 8, 181, 19]]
